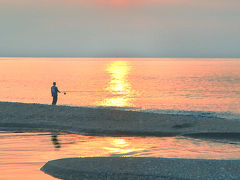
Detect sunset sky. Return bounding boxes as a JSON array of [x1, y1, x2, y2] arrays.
[[0, 0, 239, 57]]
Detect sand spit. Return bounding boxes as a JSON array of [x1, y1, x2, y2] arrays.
[[0, 101, 240, 139], [41, 157, 240, 180], [2, 102, 240, 179]]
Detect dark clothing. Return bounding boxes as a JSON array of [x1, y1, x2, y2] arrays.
[[51, 86, 60, 97], [52, 95, 58, 105], [51, 85, 60, 105]]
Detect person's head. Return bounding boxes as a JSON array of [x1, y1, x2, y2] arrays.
[[53, 82, 56, 86]]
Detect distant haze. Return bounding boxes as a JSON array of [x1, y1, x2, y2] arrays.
[[0, 0, 239, 57]]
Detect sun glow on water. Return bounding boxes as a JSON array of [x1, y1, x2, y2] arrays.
[[97, 61, 136, 107], [104, 138, 144, 155], [106, 61, 130, 94], [0, 58, 239, 114], [112, 138, 129, 147]]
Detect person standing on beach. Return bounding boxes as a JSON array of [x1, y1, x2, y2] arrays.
[[51, 82, 61, 105]]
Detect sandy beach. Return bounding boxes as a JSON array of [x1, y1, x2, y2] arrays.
[[1, 101, 240, 179], [41, 157, 240, 180], [1, 101, 240, 139]]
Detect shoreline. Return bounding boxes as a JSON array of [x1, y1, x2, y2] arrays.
[[41, 157, 240, 180], [2, 101, 240, 179], [1, 101, 240, 140]]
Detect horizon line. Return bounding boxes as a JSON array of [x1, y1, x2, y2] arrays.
[[1, 56, 240, 59]]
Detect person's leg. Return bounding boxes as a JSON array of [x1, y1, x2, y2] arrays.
[[52, 96, 55, 105], [52, 96, 57, 105], [55, 96, 58, 105]]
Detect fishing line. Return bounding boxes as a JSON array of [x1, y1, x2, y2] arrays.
[[62, 90, 107, 95]]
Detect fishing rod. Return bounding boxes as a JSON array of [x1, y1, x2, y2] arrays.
[[61, 90, 106, 95]]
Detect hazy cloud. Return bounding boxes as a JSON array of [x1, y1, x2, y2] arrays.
[[0, 0, 239, 57]]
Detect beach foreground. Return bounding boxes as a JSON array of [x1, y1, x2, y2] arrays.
[[41, 157, 240, 180], [1, 101, 240, 179], [0, 101, 240, 140]]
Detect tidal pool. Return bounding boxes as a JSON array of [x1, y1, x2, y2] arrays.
[[0, 131, 240, 180]]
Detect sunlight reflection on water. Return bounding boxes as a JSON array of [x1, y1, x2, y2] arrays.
[[1, 131, 240, 179], [96, 61, 137, 107], [0, 58, 240, 116]]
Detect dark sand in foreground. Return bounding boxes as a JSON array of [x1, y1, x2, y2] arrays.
[[1, 101, 240, 179], [41, 157, 240, 180], [1, 102, 240, 139]]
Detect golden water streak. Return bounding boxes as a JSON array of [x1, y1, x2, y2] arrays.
[[97, 61, 136, 107]]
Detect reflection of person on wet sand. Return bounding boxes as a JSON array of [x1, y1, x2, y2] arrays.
[[51, 132, 61, 149]]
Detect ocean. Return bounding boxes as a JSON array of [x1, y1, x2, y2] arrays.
[[1, 57, 240, 179], [0, 57, 239, 120]]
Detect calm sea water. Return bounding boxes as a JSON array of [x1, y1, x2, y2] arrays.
[[1, 132, 240, 179], [0, 58, 240, 179], [0, 58, 239, 119]]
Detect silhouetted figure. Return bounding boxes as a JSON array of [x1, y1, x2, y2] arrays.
[[51, 82, 61, 105]]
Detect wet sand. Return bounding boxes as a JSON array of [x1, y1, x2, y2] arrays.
[[0, 101, 240, 140], [41, 157, 240, 180], [1, 101, 240, 179]]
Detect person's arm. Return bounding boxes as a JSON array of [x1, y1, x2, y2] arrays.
[[56, 87, 61, 93]]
